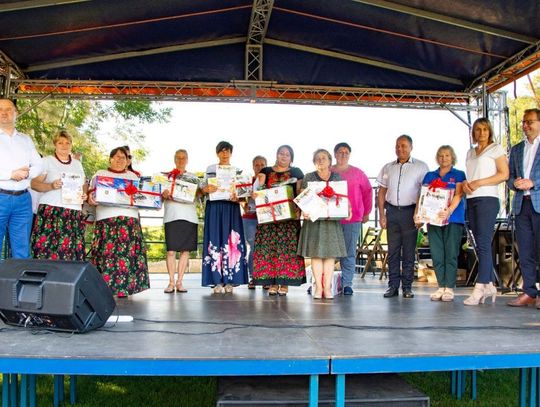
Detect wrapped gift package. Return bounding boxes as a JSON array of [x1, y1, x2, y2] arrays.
[[152, 173, 198, 203], [235, 175, 253, 199], [307, 180, 349, 219], [94, 176, 139, 207], [94, 175, 162, 209], [254, 185, 297, 224], [417, 185, 454, 226], [306, 267, 343, 296], [293, 187, 328, 222], [136, 177, 163, 209]]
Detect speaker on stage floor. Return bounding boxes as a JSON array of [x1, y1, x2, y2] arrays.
[[0, 259, 116, 333]]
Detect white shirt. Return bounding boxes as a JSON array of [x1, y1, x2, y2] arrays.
[[524, 136, 540, 196], [465, 143, 506, 199], [0, 129, 43, 190], [37, 155, 86, 211], [92, 169, 140, 221], [376, 157, 428, 206]]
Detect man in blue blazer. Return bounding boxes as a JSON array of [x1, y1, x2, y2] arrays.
[[507, 108, 540, 308]]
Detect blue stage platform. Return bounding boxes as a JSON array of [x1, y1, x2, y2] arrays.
[[1, 274, 539, 406]]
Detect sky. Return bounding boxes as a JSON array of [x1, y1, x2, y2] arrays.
[[99, 75, 534, 180]]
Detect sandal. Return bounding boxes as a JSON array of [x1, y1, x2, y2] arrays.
[[278, 285, 288, 296], [441, 288, 454, 302], [224, 284, 234, 293], [213, 284, 224, 294], [164, 283, 175, 294], [268, 285, 278, 295], [175, 283, 188, 293]]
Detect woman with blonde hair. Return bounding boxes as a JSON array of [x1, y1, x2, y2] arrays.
[[31, 130, 87, 260], [462, 118, 509, 305], [415, 145, 466, 302]]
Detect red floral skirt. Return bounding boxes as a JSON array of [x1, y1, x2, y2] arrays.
[[31, 204, 85, 261], [252, 219, 306, 286], [89, 216, 149, 297]]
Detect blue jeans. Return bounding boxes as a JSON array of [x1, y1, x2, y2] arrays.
[[242, 217, 258, 280], [340, 222, 361, 288], [466, 197, 499, 283], [0, 192, 32, 259]]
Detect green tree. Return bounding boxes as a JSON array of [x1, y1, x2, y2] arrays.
[[15, 99, 171, 176], [507, 73, 540, 145]]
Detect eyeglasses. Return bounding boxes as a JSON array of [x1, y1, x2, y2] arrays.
[[521, 120, 540, 126]]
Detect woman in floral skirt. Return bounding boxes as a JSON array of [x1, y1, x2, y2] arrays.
[[88, 146, 149, 298], [201, 141, 248, 294], [252, 145, 306, 296], [31, 130, 87, 260]]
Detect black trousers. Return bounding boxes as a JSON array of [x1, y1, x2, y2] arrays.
[[385, 203, 417, 290]]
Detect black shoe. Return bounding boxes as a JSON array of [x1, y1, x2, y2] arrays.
[[383, 287, 399, 298], [402, 289, 415, 299]]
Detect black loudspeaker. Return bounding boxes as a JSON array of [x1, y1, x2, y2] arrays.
[[0, 259, 116, 333]]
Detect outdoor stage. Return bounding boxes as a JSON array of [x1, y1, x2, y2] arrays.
[[1, 273, 540, 406]]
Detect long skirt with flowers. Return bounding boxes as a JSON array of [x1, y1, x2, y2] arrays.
[[202, 200, 248, 286], [90, 216, 150, 297], [252, 220, 306, 286], [31, 204, 85, 261]]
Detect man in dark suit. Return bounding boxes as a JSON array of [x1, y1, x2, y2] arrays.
[[507, 108, 540, 308]]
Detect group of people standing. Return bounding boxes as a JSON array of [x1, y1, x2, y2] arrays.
[[378, 111, 539, 311], [1, 96, 539, 310], [192, 142, 372, 300]]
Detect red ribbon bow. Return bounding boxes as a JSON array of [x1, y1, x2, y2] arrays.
[[428, 178, 448, 192], [167, 168, 183, 180], [123, 182, 138, 196], [319, 184, 336, 198]]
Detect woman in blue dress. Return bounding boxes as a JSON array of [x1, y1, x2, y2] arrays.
[[201, 141, 248, 293]]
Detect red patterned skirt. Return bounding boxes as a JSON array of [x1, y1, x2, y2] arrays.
[[252, 219, 306, 286], [31, 204, 85, 261], [89, 216, 149, 297]]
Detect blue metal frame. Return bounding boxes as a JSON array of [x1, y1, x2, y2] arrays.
[[0, 358, 328, 376], [331, 353, 540, 374]]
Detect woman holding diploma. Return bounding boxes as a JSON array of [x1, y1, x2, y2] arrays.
[[201, 141, 248, 294], [414, 145, 465, 302], [31, 130, 87, 260]]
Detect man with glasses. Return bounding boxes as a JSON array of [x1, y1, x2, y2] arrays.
[[376, 135, 428, 298], [331, 142, 372, 295], [507, 108, 540, 309], [0, 98, 43, 258]]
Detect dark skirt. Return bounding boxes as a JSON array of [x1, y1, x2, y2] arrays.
[[31, 204, 85, 261], [202, 200, 248, 286], [164, 219, 198, 252], [89, 216, 150, 297], [252, 220, 306, 286]]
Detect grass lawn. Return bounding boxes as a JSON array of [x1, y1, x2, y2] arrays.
[[1, 369, 520, 406]]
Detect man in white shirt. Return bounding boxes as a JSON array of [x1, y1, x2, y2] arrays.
[[0, 99, 43, 258], [507, 108, 540, 308], [377, 135, 428, 298]]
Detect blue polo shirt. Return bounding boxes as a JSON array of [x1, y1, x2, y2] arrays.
[[422, 167, 466, 225]]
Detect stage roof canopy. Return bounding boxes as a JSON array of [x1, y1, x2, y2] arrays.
[[0, 0, 539, 106]]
